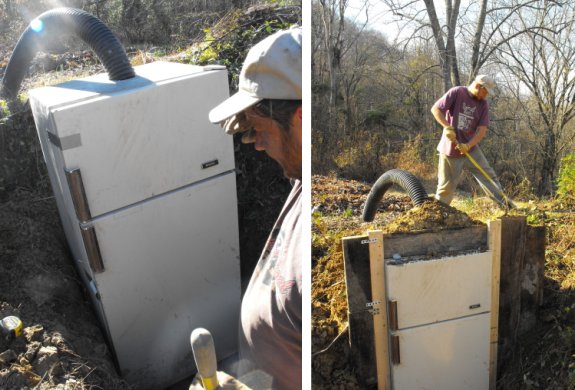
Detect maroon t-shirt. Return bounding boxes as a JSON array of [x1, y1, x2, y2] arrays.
[[435, 86, 490, 157], [240, 180, 302, 390]]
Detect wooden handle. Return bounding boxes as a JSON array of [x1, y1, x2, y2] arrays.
[[190, 328, 219, 390]]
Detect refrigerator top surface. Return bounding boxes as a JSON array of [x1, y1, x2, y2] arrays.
[[28, 62, 222, 108]]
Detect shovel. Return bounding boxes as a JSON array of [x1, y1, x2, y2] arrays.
[[457, 145, 514, 210]]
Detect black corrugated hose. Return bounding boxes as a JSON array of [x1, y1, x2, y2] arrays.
[[1, 7, 135, 98], [362, 169, 430, 222]]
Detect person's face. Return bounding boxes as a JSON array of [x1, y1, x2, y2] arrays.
[[244, 106, 302, 180], [472, 82, 489, 100]]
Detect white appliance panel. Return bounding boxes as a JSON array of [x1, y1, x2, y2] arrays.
[[29, 62, 233, 217], [91, 172, 240, 388], [391, 313, 490, 390], [386, 251, 492, 329]]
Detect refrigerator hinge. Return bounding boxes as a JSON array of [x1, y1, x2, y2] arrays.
[[83, 271, 101, 300], [366, 300, 381, 315], [65, 168, 92, 223], [81, 226, 105, 273], [391, 335, 401, 365], [388, 300, 398, 331]]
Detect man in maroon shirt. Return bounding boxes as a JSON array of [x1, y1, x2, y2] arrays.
[[431, 75, 514, 208]]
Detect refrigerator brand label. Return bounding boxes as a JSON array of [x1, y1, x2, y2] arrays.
[[48, 132, 82, 150], [201, 159, 219, 169]]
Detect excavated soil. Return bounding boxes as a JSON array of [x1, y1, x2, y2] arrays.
[[311, 174, 484, 389], [0, 189, 130, 390]]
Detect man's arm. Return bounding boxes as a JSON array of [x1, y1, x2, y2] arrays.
[[430, 104, 450, 128], [466, 125, 488, 148]]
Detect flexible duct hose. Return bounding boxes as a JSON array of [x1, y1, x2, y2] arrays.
[[1, 7, 135, 98], [362, 169, 430, 222]]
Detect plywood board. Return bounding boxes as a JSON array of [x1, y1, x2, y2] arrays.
[[342, 235, 377, 387], [382, 226, 488, 259]]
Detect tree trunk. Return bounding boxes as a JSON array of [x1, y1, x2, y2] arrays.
[[423, 0, 451, 91], [470, 0, 488, 81], [445, 0, 461, 86], [537, 131, 557, 196]]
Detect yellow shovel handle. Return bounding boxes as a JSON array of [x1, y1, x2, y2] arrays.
[[461, 149, 511, 206]]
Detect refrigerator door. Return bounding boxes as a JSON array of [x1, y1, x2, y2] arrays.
[[391, 313, 490, 390], [29, 62, 233, 218], [89, 171, 240, 389], [386, 251, 492, 329]]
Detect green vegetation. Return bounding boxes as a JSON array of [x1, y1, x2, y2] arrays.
[[557, 154, 575, 206]]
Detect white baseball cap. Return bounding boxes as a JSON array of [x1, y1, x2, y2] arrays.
[[474, 74, 497, 94], [208, 26, 302, 124]]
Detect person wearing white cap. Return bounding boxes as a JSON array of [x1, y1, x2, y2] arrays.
[[430, 74, 514, 208], [208, 27, 302, 390]]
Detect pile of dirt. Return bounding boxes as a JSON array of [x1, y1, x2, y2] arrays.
[[380, 198, 482, 233], [311, 175, 485, 389], [312, 175, 413, 216], [0, 190, 129, 389]]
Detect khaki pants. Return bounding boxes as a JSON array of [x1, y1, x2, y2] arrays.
[[435, 148, 512, 207]]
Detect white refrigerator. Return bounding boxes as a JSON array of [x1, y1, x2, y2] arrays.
[[29, 61, 241, 389], [386, 251, 492, 389]]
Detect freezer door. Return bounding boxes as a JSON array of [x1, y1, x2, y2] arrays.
[[89, 172, 240, 389], [391, 313, 490, 390], [29, 62, 234, 218], [386, 251, 492, 329]]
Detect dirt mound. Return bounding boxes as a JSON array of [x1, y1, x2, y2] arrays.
[[312, 175, 413, 216], [0, 191, 130, 389], [380, 198, 482, 233]]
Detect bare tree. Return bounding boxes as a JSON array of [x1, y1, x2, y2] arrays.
[[381, 0, 549, 91], [496, 1, 575, 196], [317, 0, 348, 108]]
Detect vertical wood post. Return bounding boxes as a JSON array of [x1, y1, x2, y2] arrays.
[[488, 220, 502, 390], [495, 216, 545, 374], [368, 230, 391, 390]]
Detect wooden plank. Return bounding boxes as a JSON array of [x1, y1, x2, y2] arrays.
[[496, 216, 526, 373], [488, 220, 502, 390], [518, 225, 546, 333], [383, 225, 488, 259], [342, 234, 377, 387], [368, 230, 390, 390]]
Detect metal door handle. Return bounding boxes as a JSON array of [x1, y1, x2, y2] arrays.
[[65, 168, 91, 223], [391, 335, 400, 365], [81, 225, 104, 273]]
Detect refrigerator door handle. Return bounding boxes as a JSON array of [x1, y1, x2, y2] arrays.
[[65, 168, 92, 223], [389, 300, 398, 331], [391, 335, 401, 365], [81, 225, 105, 273]]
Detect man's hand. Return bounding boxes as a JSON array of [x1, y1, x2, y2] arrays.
[[220, 112, 251, 135], [456, 143, 470, 155], [189, 371, 251, 390], [443, 126, 457, 143]]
